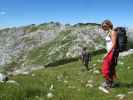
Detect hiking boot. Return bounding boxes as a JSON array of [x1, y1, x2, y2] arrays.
[[99, 81, 111, 94], [101, 80, 112, 89], [101, 81, 109, 89], [99, 86, 110, 94]]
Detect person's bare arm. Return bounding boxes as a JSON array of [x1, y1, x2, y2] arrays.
[[111, 30, 117, 49]]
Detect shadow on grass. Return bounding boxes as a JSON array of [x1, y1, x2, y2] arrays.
[[44, 57, 79, 67], [112, 81, 133, 89], [119, 82, 133, 88]]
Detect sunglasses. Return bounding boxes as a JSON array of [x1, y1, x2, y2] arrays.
[[102, 24, 109, 27]]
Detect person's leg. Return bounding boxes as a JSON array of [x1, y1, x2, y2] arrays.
[[109, 65, 121, 88], [101, 49, 115, 89], [109, 66, 114, 87], [85, 63, 89, 70], [109, 49, 119, 88]]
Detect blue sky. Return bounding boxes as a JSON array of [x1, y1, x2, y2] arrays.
[[0, 0, 133, 28]]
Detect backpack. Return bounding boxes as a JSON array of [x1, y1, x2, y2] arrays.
[[114, 27, 128, 52]]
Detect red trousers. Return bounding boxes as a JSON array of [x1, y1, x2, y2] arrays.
[[101, 48, 119, 80]]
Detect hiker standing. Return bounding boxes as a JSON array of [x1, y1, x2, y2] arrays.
[[100, 20, 120, 89], [80, 47, 91, 70]]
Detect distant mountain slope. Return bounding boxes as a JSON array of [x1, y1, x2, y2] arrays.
[[25, 26, 105, 67], [0, 22, 133, 73], [0, 22, 64, 67]]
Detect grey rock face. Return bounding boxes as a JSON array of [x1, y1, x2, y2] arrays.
[[0, 23, 63, 66], [0, 22, 132, 73]]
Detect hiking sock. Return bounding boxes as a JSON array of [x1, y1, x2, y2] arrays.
[[105, 80, 113, 88]]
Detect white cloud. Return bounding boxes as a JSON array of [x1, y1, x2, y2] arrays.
[[0, 11, 6, 15]]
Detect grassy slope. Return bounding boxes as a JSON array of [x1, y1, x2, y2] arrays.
[[26, 30, 74, 65], [0, 53, 133, 100], [26, 26, 104, 66]]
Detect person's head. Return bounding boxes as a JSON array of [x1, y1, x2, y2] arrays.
[[101, 20, 113, 31]]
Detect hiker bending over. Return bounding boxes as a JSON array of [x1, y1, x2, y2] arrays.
[[80, 47, 91, 70]]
